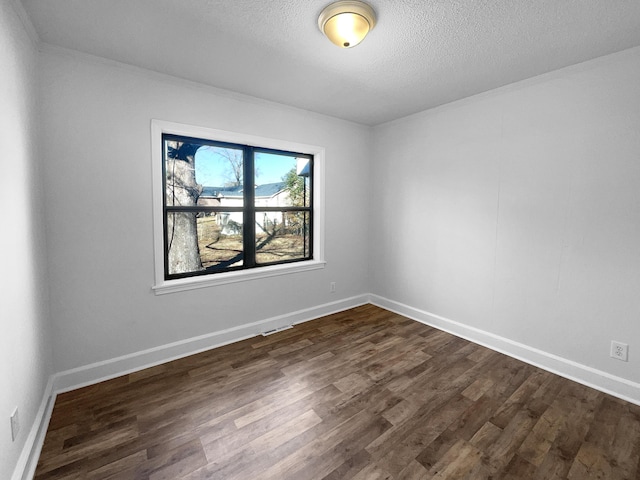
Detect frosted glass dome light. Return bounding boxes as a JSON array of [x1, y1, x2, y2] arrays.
[[318, 1, 377, 48]]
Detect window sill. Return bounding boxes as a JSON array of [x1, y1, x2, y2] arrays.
[[152, 260, 326, 295]]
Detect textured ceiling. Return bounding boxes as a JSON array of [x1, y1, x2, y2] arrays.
[[21, 0, 640, 125]]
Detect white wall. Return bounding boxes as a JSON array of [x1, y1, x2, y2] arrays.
[[0, 1, 53, 479], [39, 48, 372, 373], [371, 47, 640, 394]]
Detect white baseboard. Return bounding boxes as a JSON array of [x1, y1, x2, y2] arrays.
[[11, 377, 56, 480], [370, 294, 640, 406], [52, 294, 370, 394]]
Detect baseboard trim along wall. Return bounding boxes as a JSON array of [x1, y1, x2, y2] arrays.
[[12, 378, 55, 480], [369, 294, 640, 407], [52, 294, 371, 393], [16, 293, 640, 479]]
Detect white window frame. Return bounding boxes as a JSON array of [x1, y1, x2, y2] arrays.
[[151, 119, 325, 295]]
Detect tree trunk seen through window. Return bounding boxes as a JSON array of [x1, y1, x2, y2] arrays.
[[165, 141, 203, 275]]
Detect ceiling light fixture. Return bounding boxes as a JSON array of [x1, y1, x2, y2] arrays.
[[318, 1, 376, 49]]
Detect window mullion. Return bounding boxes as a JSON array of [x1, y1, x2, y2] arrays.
[[243, 146, 256, 268]]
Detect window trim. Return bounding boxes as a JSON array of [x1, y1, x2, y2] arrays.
[[151, 120, 325, 295]]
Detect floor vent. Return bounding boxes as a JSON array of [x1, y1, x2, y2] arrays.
[[261, 325, 293, 336]]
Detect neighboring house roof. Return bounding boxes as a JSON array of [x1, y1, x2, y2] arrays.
[[201, 182, 285, 199], [200, 185, 242, 198], [255, 182, 286, 197]]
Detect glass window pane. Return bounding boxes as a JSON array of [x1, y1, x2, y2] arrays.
[[166, 211, 243, 275], [255, 212, 310, 264], [198, 212, 244, 270], [164, 139, 244, 207], [254, 153, 311, 208], [164, 140, 200, 207], [196, 145, 245, 208]]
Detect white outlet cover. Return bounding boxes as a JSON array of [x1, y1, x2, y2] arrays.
[[610, 341, 629, 362]]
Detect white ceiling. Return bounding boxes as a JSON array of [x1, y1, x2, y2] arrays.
[[21, 0, 640, 126]]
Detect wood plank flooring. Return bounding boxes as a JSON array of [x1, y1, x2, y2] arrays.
[[35, 305, 640, 479]]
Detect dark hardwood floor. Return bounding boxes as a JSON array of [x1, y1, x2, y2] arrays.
[[35, 305, 640, 479]]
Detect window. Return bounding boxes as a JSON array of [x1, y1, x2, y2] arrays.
[[151, 121, 325, 294]]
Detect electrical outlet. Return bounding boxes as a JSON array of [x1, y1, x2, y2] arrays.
[[330, 282, 336, 293], [610, 341, 629, 362], [10, 407, 19, 442]]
